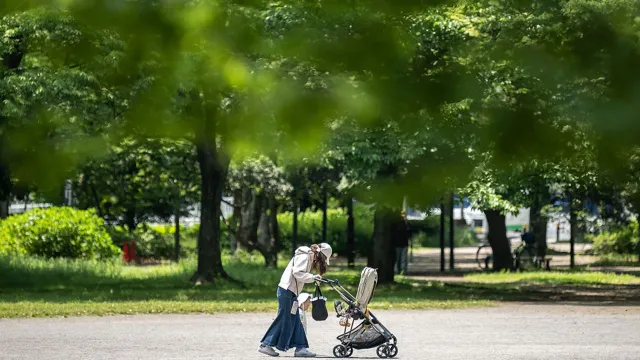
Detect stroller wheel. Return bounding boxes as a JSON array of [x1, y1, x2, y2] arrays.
[[333, 345, 350, 358], [344, 346, 353, 357], [376, 345, 389, 358], [386, 344, 398, 358]]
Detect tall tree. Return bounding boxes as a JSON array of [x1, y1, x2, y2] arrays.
[[462, 162, 519, 270], [0, 8, 124, 214], [76, 139, 199, 232]]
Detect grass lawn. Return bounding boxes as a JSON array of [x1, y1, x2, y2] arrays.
[[2, 253, 639, 318], [0, 253, 493, 318], [464, 271, 640, 285], [459, 271, 640, 305]]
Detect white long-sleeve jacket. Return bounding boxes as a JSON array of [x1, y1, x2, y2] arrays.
[[278, 246, 315, 295]]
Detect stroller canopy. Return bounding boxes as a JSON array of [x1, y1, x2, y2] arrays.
[[355, 267, 378, 312]]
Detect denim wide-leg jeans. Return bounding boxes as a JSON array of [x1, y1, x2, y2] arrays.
[[261, 287, 309, 351]]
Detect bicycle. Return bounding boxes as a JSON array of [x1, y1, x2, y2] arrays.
[[475, 242, 494, 271]]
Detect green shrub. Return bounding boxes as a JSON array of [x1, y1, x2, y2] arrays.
[[590, 221, 639, 255], [278, 204, 374, 257], [0, 224, 25, 256], [0, 207, 120, 259]]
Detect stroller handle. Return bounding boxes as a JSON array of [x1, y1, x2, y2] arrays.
[[316, 277, 338, 285], [316, 277, 359, 305]]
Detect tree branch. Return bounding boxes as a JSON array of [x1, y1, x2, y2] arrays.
[[221, 197, 253, 209]]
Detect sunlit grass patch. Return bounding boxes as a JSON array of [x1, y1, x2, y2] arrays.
[[590, 254, 640, 267], [0, 297, 495, 318], [464, 271, 640, 285]]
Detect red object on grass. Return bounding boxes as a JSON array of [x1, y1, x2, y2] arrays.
[[122, 241, 130, 263], [129, 240, 136, 262]]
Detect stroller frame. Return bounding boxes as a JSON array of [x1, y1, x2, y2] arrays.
[[317, 277, 398, 358]]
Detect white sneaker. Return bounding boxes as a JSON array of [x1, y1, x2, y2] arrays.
[[294, 348, 316, 357], [259, 345, 279, 357]]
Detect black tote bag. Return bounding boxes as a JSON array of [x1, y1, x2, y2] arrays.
[[311, 283, 329, 321]]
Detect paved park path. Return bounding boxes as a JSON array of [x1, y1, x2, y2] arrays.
[[2, 304, 639, 360]]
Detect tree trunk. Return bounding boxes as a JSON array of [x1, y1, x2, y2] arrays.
[[257, 207, 276, 268], [346, 197, 355, 269], [89, 183, 104, 218], [484, 209, 513, 271], [0, 162, 10, 219], [237, 187, 260, 248], [637, 214, 640, 263], [236, 187, 278, 268], [569, 202, 577, 269], [125, 212, 138, 234], [370, 206, 398, 283], [530, 201, 548, 259], [292, 198, 298, 258], [440, 202, 445, 272], [366, 238, 374, 267], [174, 208, 181, 262], [321, 186, 328, 243], [0, 199, 8, 219], [230, 189, 242, 253], [449, 193, 455, 270], [193, 140, 228, 283], [269, 196, 279, 257], [256, 195, 278, 269], [267, 152, 279, 263]]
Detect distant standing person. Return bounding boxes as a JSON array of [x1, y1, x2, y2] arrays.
[[395, 212, 411, 275], [521, 227, 536, 257]]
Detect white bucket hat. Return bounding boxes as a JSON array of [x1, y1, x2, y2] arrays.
[[318, 243, 332, 264], [298, 292, 312, 304]]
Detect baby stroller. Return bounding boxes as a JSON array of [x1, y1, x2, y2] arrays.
[[317, 267, 398, 358]]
